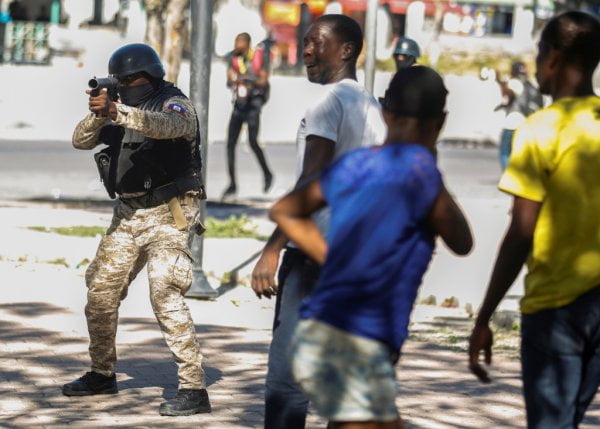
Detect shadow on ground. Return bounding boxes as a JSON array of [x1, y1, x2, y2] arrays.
[[1, 302, 599, 428], [0, 302, 268, 427]]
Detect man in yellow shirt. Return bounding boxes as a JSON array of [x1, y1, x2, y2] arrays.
[[468, 11, 600, 428]]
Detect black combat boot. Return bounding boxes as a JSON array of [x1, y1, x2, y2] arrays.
[[62, 371, 118, 396], [159, 388, 211, 416], [264, 171, 274, 193], [221, 183, 237, 200]]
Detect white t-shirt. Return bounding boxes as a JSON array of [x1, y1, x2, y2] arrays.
[[293, 78, 386, 242]]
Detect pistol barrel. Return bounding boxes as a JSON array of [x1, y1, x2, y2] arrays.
[[88, 76, 118, 89]]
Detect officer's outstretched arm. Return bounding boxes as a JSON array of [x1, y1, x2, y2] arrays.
[[72, 114, 110, 150], [112, 96, 197, 141]]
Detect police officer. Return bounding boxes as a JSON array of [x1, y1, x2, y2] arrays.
[[496, 61, 543, 170], [392, 36, 420, 70], [62, 43, 211, 417]]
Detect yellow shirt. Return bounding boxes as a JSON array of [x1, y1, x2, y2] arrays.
[[499, 96, 600, 314]]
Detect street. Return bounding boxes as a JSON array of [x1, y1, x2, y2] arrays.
[[1, 140, 600, 428], [0, 3, 598, 427], [0, 138, 516, 313], [0, 139, 501, 201]]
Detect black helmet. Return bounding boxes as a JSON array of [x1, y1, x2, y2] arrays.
[[108, 43, 165, 79], [511, 61, 527, 77], [393, 37, 421, 59]]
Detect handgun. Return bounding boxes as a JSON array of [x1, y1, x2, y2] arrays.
[[88, 76, 119, 101]]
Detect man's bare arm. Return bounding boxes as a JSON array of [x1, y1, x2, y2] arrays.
[[227, 65, 237, 88], [428, 186, 473, 256], [251, 135, 336, 298], [468, 196, 541, 382], [270, 180, 328, 265]]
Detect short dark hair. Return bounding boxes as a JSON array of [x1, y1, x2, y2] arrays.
[[236, 32, 251, 43], [381, 66, 448, 119], [541, 11, 600, 71], [314, 14, 363, 61]]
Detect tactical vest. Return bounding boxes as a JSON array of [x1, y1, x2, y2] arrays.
[[230, 47, 270, 101], [232, 48, 263, 76], [95, 82, 203, 201], [508, 79, 544, 118]]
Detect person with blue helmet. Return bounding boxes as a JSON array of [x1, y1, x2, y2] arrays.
[[392, 36, 420, 70]]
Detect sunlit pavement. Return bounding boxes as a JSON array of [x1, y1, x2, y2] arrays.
[[0, 201, 598, 428], [1, 142, 600, 427]]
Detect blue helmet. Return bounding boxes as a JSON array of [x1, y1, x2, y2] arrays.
[[393, 37, 421, 59]]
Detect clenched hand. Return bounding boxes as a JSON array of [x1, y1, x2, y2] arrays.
[[468, 323, 493, 383], [251, 250, 279, 299], [87, 89, 116, 119]]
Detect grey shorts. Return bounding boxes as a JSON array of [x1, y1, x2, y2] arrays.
[[291, 319, 398, 422]]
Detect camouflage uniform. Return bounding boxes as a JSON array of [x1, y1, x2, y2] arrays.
[[72, 96, 196, 148], [72, 96, 205, 390], [143, 0, 189, 84]]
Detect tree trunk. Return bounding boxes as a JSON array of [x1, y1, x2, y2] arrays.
[[143, 0, 189, 84], [144, 0, 167, 57], [163, 0, 189, 84]]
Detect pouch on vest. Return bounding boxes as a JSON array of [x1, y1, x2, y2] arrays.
[[94, 146, 117, 199]]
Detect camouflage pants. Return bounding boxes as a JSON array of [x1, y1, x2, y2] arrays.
[[84, 199, 205, 389]]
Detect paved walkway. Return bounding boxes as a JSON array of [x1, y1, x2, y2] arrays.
[[0, 262, 517, 429], [2, 270, 598, 429], [1, 203, 600, 428]]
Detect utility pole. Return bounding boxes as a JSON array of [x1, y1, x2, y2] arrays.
[[92, 0, 103, 25], [364, 0, 378, 93], [186, 0, 218, 299]]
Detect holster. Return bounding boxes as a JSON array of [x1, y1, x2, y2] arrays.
[[94, 146, 117, 199]]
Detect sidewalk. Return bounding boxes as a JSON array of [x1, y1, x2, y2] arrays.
[[1, 202, 599, 428]]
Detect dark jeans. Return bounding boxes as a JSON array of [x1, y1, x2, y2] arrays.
[[499, 128, 515, 171], [521, 285, 600, 429], [227, 96, 272, 187], [264, 248, 320, 429]]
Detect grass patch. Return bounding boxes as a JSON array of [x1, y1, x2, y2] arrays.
[[220, 271, 233, 285], [377, 52, 532, 77], [423, 51, 522, 76], [27, 226, 106, 238], [76, 258, 91, 269], [27, 216, 266, 240], [205, 215, 266, 239], [46, 258, 69, 268], [409, 318, 520, 358]]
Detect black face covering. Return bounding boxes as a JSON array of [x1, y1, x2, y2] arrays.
[[117, 82, 155, 106], [394, 56, 416, 71]]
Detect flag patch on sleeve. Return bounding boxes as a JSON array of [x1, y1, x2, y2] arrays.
[[167, 104, 187, 115]]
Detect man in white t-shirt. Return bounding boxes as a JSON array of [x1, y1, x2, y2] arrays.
[[250, 14, 385, 429]]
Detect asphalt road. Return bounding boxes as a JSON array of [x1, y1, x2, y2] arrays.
[[0, 138, 515, 314], [0, 139, 502, 202]]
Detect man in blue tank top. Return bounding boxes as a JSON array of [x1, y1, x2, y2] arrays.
[[270, 66, 473, 428]]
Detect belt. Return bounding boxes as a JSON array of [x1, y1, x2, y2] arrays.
[[121, 192, 198, 209], [119, 175, 205, 210], [121, 193, 199, 230], [120, 186, 201, 210]]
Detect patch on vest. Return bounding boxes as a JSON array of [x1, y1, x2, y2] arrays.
[[167, 103, 187, 115]]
